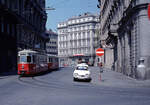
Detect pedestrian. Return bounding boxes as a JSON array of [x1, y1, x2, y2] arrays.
[[99, 62, 103, 73], [98, 62, 103, 82]]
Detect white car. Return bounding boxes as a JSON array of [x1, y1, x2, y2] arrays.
[[73, 64, 91, 81]]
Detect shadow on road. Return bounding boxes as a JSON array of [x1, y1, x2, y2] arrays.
[[0, 71, 17, 78], [20, 68, 62, 77]]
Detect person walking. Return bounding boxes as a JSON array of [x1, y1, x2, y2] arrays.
[[99, 62, 103, 81]]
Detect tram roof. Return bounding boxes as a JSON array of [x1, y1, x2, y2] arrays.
[[18, 49, 38, 54]]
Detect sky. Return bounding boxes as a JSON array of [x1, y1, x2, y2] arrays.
[[45, 0, 99, 32]]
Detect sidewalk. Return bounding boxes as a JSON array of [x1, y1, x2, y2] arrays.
[[91, 67, 150, 88], [0, 70, 17, 79]]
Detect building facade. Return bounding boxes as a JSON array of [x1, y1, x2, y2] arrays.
[[16, 0, 47, 52], [0, 0, 47, 73], [57, 13, 100, 67], [46, 29, 58, 55], [99, 0, 150, 79]]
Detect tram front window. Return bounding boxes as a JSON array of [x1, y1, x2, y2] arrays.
[[20, 56, 26, 62], [27, 56, 31, 62], [20, 56, 31, 63]]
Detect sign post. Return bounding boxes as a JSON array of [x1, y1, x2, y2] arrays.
[[96, 48, 104, 82]]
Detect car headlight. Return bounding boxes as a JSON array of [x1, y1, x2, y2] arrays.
[[74, 73, 78, 76], [85, 73, 89, 75]]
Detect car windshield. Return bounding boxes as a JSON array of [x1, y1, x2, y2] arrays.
[[76, 66, 88, 70]]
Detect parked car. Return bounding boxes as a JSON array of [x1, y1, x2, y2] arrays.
[[73, 64, 91, 82]]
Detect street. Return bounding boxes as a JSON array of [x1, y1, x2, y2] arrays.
[[0, 67, 150, 105]]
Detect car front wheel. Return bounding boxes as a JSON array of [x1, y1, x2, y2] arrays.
[[73, 78, 77, 81]]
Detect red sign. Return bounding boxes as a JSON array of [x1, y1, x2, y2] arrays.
[[148, 4, 150, 20], [96, 48, 104, 56]]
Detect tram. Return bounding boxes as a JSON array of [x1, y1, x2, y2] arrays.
[[18, 49, 59, 75], [47, 54, 59, 70]]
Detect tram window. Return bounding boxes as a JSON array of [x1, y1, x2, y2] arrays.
[[50, 58, 52, 62], [56, 59, 58, 62], [49, 58, 51, 62], [27, 56, 31, 62], [20, 56, 27, 62], [52, 58, 55, 62], [55, 58, 58, 62], [33, 55, 36, 63]]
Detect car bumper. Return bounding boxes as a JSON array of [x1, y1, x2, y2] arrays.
[[73, 75, 91, 80]]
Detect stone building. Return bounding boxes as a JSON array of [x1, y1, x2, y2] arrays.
[[17, 0, 47, 51], [57, 13, 100, 67], [46, 29, 58, 55], [0, 0, 47, 73], [98, 0, 150, 79]]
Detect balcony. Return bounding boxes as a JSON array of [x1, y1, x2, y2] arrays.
[[109, 24, 118, 37]]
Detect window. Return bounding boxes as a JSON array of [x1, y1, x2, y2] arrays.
[[27, 56, 31, 62], [87, 32, 90, 38], [83, 18, 85, 22], [76, 66, 88, 70], [49, 58, 52, 62], [74, 33, 77, 39], [20, 56, 31, 63], [74, 27, 76, 31], [83, 32, 85, 38], [20, 56, 26, 62], [33, 55, 36, 63], [83, 26, 85, 30]]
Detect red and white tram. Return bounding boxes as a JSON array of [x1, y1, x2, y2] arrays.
[[18, 49, 59, 75]]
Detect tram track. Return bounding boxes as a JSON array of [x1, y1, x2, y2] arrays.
[[18, 76, 67, 89], [17, 76, 138, 96], [17, 76, 95, 92]]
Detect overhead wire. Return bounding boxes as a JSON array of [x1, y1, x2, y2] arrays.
[[47, 0, 72, 9], [47, 0, 98, 10], [46, 0, 98, 14]]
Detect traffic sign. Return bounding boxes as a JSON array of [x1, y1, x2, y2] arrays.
[[96, 48, 104, 56]]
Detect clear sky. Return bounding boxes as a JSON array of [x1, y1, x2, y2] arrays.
[[45, 0, 99, 32]]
